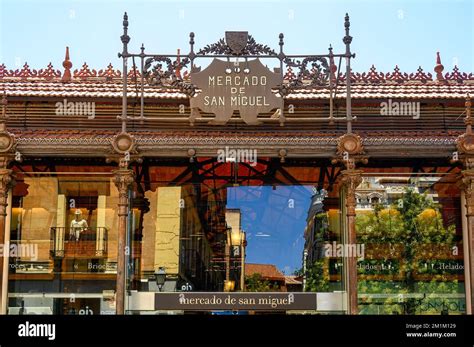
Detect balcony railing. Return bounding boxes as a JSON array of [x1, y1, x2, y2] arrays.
[[50, 227, 108, 258]]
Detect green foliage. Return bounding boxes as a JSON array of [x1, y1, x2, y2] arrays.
[[356, 206, 406, 242], [397, 188, 455, 244], [304, 259, 329, 292], [358, 280, 406, 314], [358, 280, 404, 294], [355, 187, 460, 314], [358, 259, 400, 275], [293, 267, 303, 277], [417, 279, 459, 294], [302, 213, 331, 292], [356, 188, 455, 245], [245, 273, 279, 292], [314, 213, 329, 241]]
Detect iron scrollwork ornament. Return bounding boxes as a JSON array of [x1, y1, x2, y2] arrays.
[[143, 56, 196, 96], [197, 32, 278, 56], [143, 33, 332, 98], [283, 56, 330, 91]]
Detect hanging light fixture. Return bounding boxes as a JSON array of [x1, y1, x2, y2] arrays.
[[155, 267, 167, 292]]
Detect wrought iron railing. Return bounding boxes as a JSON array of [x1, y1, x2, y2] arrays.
[[50, 227, 108, 258]]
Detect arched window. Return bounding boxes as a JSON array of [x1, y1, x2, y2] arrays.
[[371, 196, 380, 204]]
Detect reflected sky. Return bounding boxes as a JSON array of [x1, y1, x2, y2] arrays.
[[226, 185, 313, 274]]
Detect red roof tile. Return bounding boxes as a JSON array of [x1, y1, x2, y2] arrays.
[[285, 276, 302, 285], [245, 263, 285, 281], [1, 63, 473, 100]]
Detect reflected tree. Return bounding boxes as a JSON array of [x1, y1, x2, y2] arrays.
[[245, 273, 280, 292], [356, 188, 457, 314]]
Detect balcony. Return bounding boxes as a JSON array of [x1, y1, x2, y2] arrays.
[[50, 227, 108, 258]]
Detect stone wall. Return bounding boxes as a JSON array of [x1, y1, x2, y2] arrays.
[[153, 187, 182, 275]]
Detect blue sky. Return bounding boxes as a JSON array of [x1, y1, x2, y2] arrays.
[[0, 0, 473, 73], [227, 185, 312, 274]]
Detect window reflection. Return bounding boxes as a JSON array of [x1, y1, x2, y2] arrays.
[[6, 168, 467, 315], [356, 176, 466, 314], [8, 174, 118, 315]]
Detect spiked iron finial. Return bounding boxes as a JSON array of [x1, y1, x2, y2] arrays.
[[176, 49, 182, 79], [278, 33, 284, 56], [343, 13, 352, 45], [329, 44, 337, 81], [123, 12, 128, 28], [121, 12, 130, 46]]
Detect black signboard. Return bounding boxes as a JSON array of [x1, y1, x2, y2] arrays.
[[154, 292, 317, 311]]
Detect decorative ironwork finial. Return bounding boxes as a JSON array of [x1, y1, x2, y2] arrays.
[[434, 52, 445, 81], [119, 12, 130, 132], [61, 46, 72, 83], [328, 44, 337, 82], [466, 93, 472, 134], [176, 49, 182, 79], [342, 13, 354, 134], [123, 12, 128, 29], [121, 12, 130, 48], [189, 32, 195, 59], [343, 13, 352, 46]]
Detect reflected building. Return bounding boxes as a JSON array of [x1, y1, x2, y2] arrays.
[[355, 177, 440, 210]]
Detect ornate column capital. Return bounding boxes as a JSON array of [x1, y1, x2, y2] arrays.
[[113, 168, 134, 216], [0, 168, 15, 217], [454, 94, 473, 167], [459, 169, 474, 216], [113, 168, 134, 186], [341, 169, 363, 216], [0, 93, 18, 168]]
